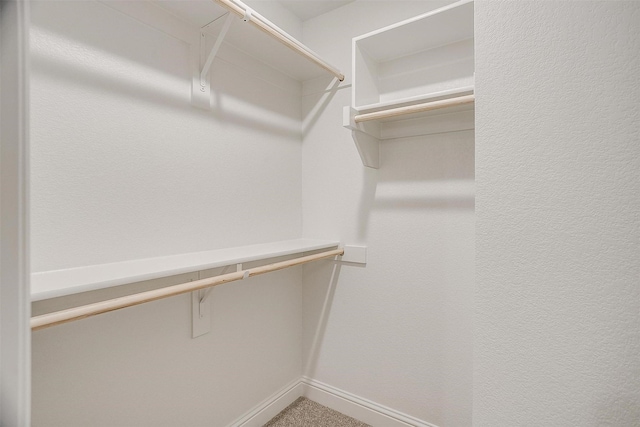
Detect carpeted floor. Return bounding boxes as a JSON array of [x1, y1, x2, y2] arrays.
[[264, 397, 370, 427]]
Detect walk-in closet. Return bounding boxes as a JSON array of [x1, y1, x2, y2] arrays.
[[1, 0, 638, 426]]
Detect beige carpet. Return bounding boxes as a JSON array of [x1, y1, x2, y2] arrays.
[[264, 397, 370, 427]]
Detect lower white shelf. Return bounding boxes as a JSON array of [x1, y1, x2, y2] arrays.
[[343, 92, 475, 169], [31, 239, 340, 301], [355, 86, 474, 114]]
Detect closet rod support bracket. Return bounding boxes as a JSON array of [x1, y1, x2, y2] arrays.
[[200, 12, 234, 87], [192, 277, 212, 338], [191, 12, 234, 109], [343, 106, 380, 168], [242, 7, 253, 22]]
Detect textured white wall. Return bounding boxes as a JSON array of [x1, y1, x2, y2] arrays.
[[301, 2, 474, 426], [245, 0, 303, 40], [475, 1, 640, 425], [30, 0, 302, 272], [32, 262, 303, 427], [30, 1, 304, 425]]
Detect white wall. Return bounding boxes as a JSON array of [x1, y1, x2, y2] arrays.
[[475, 1, 640, 426], [30, 1, 305, 425], [245, 0, 303, 40], [301, 2, 474, 426], [32, 262, 304, 427], [31, 1, 639, 426], [30, 0, 303, 272]]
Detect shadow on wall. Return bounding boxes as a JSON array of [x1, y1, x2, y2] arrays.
[[30, 0, 302, 140], [303, 261, 342, 379], [302, 76, 342, 138], [31, 47, 301, 140], [31, 50, 301, 141], [356, 129, 475, 240]]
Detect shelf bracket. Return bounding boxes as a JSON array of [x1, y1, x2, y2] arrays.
[[343, 106, 380, 169], [191, 261, 251, 338], [339, 245, 367, 264], [191, 275, 211, 338], [191, 12, 234, 109], [200, 12, 233, 87], [198, 264, 234, 307]]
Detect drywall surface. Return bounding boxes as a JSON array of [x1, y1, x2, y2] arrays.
[[30, 0, 302, 272], [32, 262, 303, 427], [301, 1, 474, 426], [245, 0, 302, 40], [475, 1, 640, 426], [30, 1, 303, 425]]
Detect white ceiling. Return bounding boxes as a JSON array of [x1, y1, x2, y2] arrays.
[[278, 0, 355, 21]]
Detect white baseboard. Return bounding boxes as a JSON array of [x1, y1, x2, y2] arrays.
[[227, 378, 303, 427], [301, 377, 438, 427], [229, 375, 437, 427]]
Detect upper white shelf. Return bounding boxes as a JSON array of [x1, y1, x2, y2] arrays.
[[346, 0, 475, 169], [352, 0, 474, 111], [31, 239, 340, 301], [151, 0, 342, 82], [355, 0, 474, 62]]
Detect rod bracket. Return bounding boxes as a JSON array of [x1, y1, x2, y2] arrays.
[[338, 245, 367, 264], [191, 12, 234, 109], [192, 289, 211, 338], [343, 106, 380, 169], [242, 7, 253, 22], [191, 276, 211, 338]]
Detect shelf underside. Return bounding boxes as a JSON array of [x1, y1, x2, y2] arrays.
[[151, 0, 332, 82]]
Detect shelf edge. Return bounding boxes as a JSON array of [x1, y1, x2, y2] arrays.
[[31, 239, 340, 301], [355, 86, 474, 114]]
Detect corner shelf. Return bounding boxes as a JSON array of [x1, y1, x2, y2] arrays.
[[31, 239, 340, 301], [345, 0, 475, 168]]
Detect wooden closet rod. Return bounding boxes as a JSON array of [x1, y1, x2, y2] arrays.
[[212, 0, 345, 81], [354, 94, 475, 123], [31, 248, 344, 331]]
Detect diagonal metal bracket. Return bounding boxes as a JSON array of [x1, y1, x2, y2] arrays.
[[200, 12, 234, 87], [191, 263, 244, 338], [191, 12, 234, 109], [343, 106, 380, 168], [198, 264, 236, 307]]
